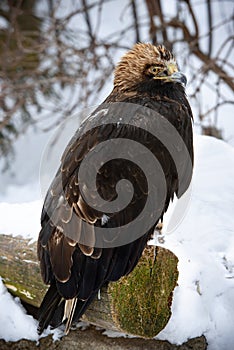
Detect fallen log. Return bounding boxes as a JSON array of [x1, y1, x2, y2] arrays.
[[0, 234, 178, 338]]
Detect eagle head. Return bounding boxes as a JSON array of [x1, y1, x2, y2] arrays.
[[114, 43, 187, 92]]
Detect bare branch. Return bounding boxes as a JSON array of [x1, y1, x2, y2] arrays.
[[206, 0, 213, 56], [168, 18, 234, 91], [131, 0, 141, 43], [82, 0, 95, 46], [182, 0, 199, 41]]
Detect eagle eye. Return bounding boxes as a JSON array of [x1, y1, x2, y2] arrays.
[[147, 65, 163, 76]]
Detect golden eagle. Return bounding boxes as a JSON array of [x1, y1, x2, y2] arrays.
[[37, 43, 193, 334]]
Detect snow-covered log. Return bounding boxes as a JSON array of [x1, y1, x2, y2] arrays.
[[0, 234, 178, 338]]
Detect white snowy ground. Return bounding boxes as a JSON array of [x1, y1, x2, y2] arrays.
[[0, 134, 234, 349]]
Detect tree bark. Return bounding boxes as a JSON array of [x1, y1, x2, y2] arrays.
[[0, 234, 178, 338], [0, 328, 208, 350]]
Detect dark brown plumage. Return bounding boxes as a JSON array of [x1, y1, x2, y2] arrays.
[[37, 43, 193, 334]]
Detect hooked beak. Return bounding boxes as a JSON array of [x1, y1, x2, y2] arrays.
[[153, 70, 187, 87], [169, 72, 187, 87]]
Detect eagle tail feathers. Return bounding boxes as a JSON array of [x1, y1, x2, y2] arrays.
[[37, 283, 62, 335], [37, 283, 98, 335]]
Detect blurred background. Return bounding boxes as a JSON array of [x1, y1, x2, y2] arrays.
[[0, 0, 233, 200]]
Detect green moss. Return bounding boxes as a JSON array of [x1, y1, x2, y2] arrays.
[[109, 246, 178, 338]]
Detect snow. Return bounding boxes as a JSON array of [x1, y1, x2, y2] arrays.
[[156, 135, 234, 350], [0, 278, 39, 342], [0, 277, 64, 342], [0, 135, 234, 349]]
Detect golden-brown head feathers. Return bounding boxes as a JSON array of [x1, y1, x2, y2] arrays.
[[114, 43, 178, 92]]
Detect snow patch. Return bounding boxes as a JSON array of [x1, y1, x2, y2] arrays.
[[0, 278, 39, 342], [156, 135, 234, 350]]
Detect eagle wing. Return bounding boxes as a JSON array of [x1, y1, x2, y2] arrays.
[[37, 92, 193, 332]]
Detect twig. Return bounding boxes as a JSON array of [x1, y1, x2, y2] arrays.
[[131, 0, 141, 43]]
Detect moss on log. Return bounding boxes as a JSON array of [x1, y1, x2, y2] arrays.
[[109, 246, 178, 337], [0, 234, 178, 338]]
